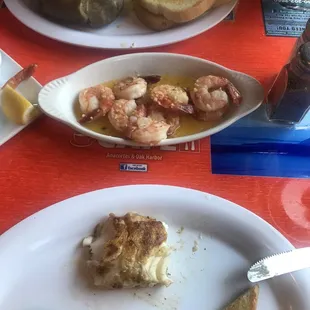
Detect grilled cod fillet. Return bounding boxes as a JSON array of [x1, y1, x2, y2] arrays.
[[83, 212, 172, 289]]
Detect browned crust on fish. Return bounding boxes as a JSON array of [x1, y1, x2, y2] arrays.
[[87, 212, 168, 289]]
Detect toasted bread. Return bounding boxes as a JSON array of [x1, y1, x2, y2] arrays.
[[225, 285, 259, 310], [139, 0, 216, 23], [213, 0, 233, 8], [133, 0, 176, 31]]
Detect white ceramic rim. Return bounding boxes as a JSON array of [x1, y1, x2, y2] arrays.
[[4, 0, 238, 49], [38, 52, 264, 147], [0, 185, 295, 252], [1, 185, 310, 309]]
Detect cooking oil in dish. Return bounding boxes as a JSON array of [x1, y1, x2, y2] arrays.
[[75, 75, 222, 139]]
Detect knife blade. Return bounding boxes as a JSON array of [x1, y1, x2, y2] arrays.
[[247, 247, 310, 283]]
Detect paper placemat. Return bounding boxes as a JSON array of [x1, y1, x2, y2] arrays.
[[70, 133, 206, 173]]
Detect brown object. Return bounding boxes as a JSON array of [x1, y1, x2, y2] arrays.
[[39, 0, 124, 28], [225, 285, 259, 310], [213, 0, 232, 8], [267, 42, 310, 124], [289, 18, 310, 60], [2, 64, 37, 90], [133, 0, 176, 31], [140, 75, 162, 84], [139, 0, 216, 23]]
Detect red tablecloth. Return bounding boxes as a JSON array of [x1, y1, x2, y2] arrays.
[[1, 0, 310, 247]]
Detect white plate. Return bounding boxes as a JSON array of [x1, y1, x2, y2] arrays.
[[0, 185, 309, 310], [4, 0, 237, 49], [0, 49, 41, 146], [38, 52, 264, 147]]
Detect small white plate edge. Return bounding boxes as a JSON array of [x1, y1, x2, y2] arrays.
[[0, 49, 42, 146]]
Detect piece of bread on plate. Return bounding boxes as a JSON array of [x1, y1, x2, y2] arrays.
[[139, 0, 216, 23], [133, 0, 176, 31], [224, 285, 259, 310]]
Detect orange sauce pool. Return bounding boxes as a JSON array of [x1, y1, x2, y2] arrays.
[[75, 75, 223, 139]]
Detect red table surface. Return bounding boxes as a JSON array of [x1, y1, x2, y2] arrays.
[[0, 0, 310, 247]]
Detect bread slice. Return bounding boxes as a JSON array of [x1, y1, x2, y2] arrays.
[[224, 285, 259, 310], [133, 0, 176, 31], [213, 0, 233, 8], [139, 0, 216, 23]]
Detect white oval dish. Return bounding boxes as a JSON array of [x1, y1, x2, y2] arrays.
[[38, 53, 264, 146], [5, 0, 237, 49], [0, 185, 309, 309]]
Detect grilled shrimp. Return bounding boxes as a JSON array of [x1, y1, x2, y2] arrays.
[[113, 77, 147, 100], [148, 104, 180, 136], [150, 84, 194, 114], [79, 85, 115, 123], [127, 117, 170, 145], [191, 75, 242, 113], [108, 99, 139, 132], [108, 99, 170, 144]]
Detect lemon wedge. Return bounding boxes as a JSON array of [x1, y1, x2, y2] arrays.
[[1, 85, 41, 125]]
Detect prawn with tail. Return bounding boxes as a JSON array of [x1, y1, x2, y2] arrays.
[[112, 75, 161, 100], [126, 117, 170, 146], [150, 84, 194, 115], [113, 77, 147, 100], [108, 99, 170, 145], [79, 85, 115, 123], [191, 75, 242, 121], [79, 75, 153, 124], [108, 99, 139, 132]]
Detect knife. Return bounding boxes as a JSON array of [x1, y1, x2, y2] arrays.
[[247, 247, 310, 283]]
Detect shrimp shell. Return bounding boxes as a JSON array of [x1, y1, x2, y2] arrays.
[[2, 64, 37, 90]]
